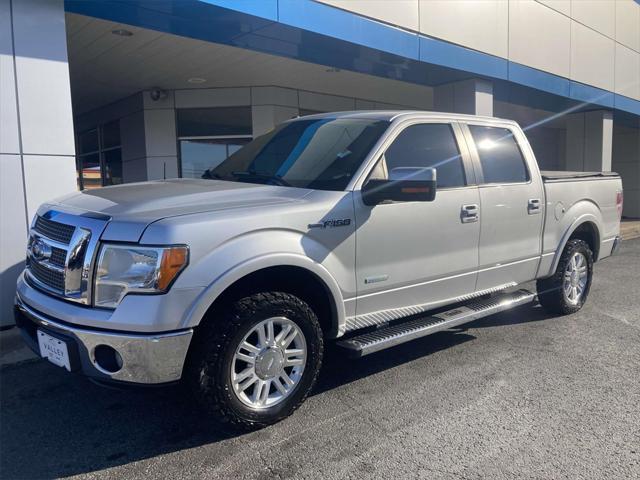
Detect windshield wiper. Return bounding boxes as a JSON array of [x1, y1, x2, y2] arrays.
[[231, 171, 292, 187]]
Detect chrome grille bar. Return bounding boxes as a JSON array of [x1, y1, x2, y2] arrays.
[[34, 216, 75, 244]]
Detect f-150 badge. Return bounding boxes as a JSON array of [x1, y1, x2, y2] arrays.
[[308, 219, 352, 229]]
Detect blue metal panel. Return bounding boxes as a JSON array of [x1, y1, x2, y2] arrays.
[[508, 62, 570, 98], [277, 0, 419, 60], [615, 95, 640, 116], [419, 36, 508, 80], [569, 81, 615, 108], [63, 0, 640, 117], [200, 0, 278, 21], [64, 0, 276, 48]]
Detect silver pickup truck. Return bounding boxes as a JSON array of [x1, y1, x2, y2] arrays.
[[15, 111, 623, 430]]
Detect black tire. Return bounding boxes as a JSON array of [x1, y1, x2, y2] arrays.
[[186, 291, 323, 431], [536, 239, 594, 315]]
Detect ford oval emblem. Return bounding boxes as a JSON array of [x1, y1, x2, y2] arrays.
[[31, 239, 52, 261]]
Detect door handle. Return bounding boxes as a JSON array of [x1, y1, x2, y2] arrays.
[[461, 204, 479, 223], [528, 198, 541, 215]]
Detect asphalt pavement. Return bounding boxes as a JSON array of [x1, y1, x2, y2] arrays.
[[1, 239, 639, 479]]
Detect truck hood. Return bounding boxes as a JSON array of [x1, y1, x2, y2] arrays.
[[50, 178, 311, 242]]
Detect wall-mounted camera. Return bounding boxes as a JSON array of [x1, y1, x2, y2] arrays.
[[149, 88, 168, 101]]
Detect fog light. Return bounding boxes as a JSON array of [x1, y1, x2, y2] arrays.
[[94, 345, 123, 373]]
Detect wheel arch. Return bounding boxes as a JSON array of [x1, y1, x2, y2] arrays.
[[550, 215, 601, 274], [182, 254, 346, 338]]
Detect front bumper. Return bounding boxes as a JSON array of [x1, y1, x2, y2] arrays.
[[15, 293, 193, 385]]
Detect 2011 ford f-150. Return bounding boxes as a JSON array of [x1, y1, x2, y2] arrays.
[[15, 111, 623, 430]]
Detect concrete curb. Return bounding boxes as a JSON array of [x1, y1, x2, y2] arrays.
[[621, 221, 640, 241]]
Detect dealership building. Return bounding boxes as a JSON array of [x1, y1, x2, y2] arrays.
[[1, 0, 639, 326]]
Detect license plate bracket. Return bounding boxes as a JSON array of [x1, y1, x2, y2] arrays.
[[37, 330, 71, 371]]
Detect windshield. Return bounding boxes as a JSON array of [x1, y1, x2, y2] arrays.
[[203, 118, 389, 191]]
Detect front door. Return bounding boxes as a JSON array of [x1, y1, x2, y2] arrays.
[[352, 121, 481, 330]]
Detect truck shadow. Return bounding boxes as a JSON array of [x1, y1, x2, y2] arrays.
[[0, 304, 553, 479]]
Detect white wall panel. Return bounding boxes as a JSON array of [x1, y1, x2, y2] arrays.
[[318, 0, 419, 31], [536, 0, 570, 15], [615, 0, 640, 52], [615, 44, 640, 101], [144, 109, 177, 157], [571, 0, 615, 38], [251, 86, 298, 107], [251, 105, 298, 136], [22, 155, 77, 220], [298, 91, 355, 112], [571, 21, 615, 91], [0, 0, 20, 155], [146, 156, 179, 180], [11, 0, 75, 156], [174, 88, 251, 108], [419, 0, 508, 58], [0, 155, 27, 325], [509, 0, 571, 78]]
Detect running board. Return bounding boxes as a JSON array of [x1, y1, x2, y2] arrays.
[[336, 289, 536, 358]]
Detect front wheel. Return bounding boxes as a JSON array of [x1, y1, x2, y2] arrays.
[[186, 292, 323, 431], [536, 239, 594, 315]]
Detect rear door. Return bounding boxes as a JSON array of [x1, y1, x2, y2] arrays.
[[461, 122, 545, 291], [352, 120, 481, 328]]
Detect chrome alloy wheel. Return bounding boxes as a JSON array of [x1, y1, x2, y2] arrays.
[[231, 317, 307, 409], [563, 252, 588, 305]]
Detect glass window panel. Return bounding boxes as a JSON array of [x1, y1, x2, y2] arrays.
[[102, 121, 121, 149], [79, 153, 102, 189], [180, 139, 250, 178], [209, 118, 389, 191], [103, 148, 123, 186], [383, 124, 466, 188], [469, 126, 529, 184], [227, 142, 247, 156], [78, 129, 99, 155], [177, 107, 252, 137]]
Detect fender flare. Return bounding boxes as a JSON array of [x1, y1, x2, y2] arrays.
[[180, 253, 347, 337], [549, 212, 602, 274]]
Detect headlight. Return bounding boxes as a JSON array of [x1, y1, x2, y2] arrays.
[[94, 244, 188, 308]]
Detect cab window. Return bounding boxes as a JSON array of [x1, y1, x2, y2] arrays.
[[379, 123, 466, 188], [469, 125, 529, 184]]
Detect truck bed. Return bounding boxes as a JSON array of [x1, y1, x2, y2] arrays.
[[541, 170, 620, 182]]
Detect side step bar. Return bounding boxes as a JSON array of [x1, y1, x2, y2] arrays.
[[336, 289, 536, 358]]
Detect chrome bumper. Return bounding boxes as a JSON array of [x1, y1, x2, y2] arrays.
[[14, 293, 193, 385]]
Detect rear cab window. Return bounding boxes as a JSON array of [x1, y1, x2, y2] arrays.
[[468, 125, 530, 184]]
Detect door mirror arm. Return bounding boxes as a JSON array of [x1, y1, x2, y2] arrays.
[[362, 167, 437, 206]]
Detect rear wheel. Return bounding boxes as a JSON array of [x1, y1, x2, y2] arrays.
[[537, 239, 594, 315], [186, 292, 323, 431]]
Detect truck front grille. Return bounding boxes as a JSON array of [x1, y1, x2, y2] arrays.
[[49, 247, 67, 267], [34, 216, 76, 244], [26, 211, 106, 304], [29, 260, 65, 291]]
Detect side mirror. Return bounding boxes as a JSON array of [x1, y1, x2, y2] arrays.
[[362, 167, 437, 206]]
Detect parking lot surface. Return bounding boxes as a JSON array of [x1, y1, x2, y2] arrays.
[[1, 239, 639, 480]]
